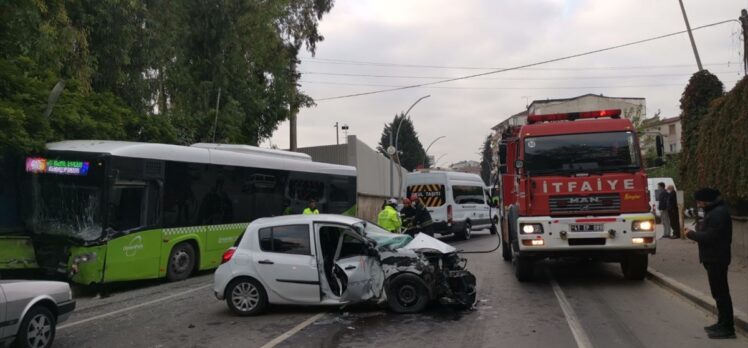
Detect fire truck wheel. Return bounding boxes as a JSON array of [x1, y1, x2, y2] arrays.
[[621, 254, 648, 280], [501, 240, 511, 261], [513, 255, 534, 282]]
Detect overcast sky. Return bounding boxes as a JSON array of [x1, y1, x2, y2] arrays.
[[263, 0, 747, 166]]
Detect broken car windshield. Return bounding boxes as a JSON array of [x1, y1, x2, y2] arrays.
[[352, 221, 413, 251]]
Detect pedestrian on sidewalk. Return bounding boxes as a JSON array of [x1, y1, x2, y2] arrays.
[[685, 187, 735, 339], [667, 185, 681, 238], [657, 182, 672, 238]]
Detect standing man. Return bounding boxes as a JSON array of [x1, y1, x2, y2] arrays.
[[377, 198, 402, 233], [667, 185, 681, 238], [657, 182, 672, 238], [685, 188, 735, 339], [303, 199, 320, 215]]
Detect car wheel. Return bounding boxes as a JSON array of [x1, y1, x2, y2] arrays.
[[14, 305, 56, 348], [167, 242, 196, 282], [386, 273, 430, 314], [621, 254, 648, 280], [226, 278, 268, 316]]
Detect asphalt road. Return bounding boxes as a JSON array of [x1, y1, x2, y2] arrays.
[[55, 231, 747, 348]]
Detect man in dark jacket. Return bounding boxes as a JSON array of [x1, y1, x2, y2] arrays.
[[685, 188, 735, 339], [667, 185, 681, 238]]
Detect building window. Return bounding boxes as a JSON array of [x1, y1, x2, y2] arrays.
[[669, 124, 676, 136], [670, 144, 676, 153]]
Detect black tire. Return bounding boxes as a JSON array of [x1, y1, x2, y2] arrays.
[[501, 236, 512, 261], [512, 241, 534, 282], [386, 273, 430, 314], [621, 254, 648, 280], [457, 222, 472, 241], [167, 242, 196, 282], [14, 305, 56, 348], [225, 278, 268, 316]]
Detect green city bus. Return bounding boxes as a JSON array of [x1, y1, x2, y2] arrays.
[[6, 141, 356, 285]]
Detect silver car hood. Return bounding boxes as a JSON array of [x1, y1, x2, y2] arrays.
[[400, 233, 456, 254]]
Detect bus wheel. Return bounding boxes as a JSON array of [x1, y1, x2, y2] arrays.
[[167, 242, 196, 282]]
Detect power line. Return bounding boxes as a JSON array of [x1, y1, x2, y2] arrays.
[[300, 70, 740, 81], [314, 19, 737, 101], [301, 80, 739, 90], [301, 58, 736, 71]]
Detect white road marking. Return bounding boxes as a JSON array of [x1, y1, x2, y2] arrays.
[[59, 284, 212, 330], [550, 276, 594, 348], [259, 313, 326, 348]]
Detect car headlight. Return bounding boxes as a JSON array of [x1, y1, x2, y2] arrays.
[[520, 223, 544, 234], [632, 220, 654, 232]]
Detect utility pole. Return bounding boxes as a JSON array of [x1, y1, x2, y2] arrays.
[[211, 87, 222, 143], [334, 122, 339, 145], [678, 0, 703, 71], [289, 60, 298, 151], [740, 9, 748, 75]]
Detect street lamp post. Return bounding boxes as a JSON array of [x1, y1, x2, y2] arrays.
[[389, 95, 430, 197], [423, 136, 446, 167]]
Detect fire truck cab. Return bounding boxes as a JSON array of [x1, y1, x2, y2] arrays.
[[498, 109, 659, 281]]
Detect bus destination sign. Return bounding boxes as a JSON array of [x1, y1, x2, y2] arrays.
[[25, 157, 90, 176]]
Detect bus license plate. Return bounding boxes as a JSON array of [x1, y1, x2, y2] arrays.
[[570, 224, 604, 232]]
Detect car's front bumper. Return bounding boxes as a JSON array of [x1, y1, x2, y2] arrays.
[[57, 300, 76, 322]]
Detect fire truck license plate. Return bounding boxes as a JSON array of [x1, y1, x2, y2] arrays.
[[570, 224, 604, 232]]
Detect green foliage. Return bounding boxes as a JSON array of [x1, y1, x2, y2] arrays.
[[678, 70, 724, 195], [480, 135, 492, 186], [378, 114, 429, 171], [692, 76, 748, 214], [1, 0, 333, 158]]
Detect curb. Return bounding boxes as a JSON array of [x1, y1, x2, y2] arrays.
[[647, 267, 748, 334]]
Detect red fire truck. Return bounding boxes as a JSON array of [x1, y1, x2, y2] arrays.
[[497, 109, 663, 281]]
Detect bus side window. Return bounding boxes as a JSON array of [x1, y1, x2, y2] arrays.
[[109, 185, 146, 231]]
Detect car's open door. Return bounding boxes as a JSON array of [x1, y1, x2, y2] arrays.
[[332, 229, 384, 302]]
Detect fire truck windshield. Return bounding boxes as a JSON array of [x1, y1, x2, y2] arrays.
[[523, 131, 640, 175]]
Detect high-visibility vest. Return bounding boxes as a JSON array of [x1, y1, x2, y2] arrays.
[[303, 208, 319, 215], [377, 206, 402, 232]]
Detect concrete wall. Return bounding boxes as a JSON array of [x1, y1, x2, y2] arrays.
[[733, 216, 748, 261], [296, 135, 408, 220]]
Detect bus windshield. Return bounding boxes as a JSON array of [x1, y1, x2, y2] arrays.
[[26, 157, 105, 242], [523, 131, 641, 175]]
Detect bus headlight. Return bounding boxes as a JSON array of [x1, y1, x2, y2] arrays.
[[73, 252, 97, 264], [632, 220, 654, 232], [520, 223, 544, 234]]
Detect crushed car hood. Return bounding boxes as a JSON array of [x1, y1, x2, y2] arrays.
[[401, 233, 456, 254]]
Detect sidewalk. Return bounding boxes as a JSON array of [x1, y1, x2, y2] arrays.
[[648, 235, 748, 333]]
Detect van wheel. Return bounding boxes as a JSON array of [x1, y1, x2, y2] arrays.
[[167, 242, 196, 282], [458, 222, 472, 240]]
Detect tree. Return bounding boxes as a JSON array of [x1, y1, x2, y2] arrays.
[[693, 76, 748, 214], [480, 135, 492, 186], [377, 114, 429, 171], [0, 0, 335, 159], [678, 70, 724, 195]]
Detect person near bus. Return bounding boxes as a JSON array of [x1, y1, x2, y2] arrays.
[[667, 185, 680, 238], [377, 198, 402, 233], [303, 199, 320, 215]]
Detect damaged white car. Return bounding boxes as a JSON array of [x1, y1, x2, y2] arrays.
[[213, 214, 476, 315]]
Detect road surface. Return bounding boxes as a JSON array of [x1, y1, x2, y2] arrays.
[[55, 231, 747, 348]]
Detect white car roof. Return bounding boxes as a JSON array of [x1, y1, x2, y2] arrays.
[[249, 214, 364, 230], [46, 140, 355, 177]]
